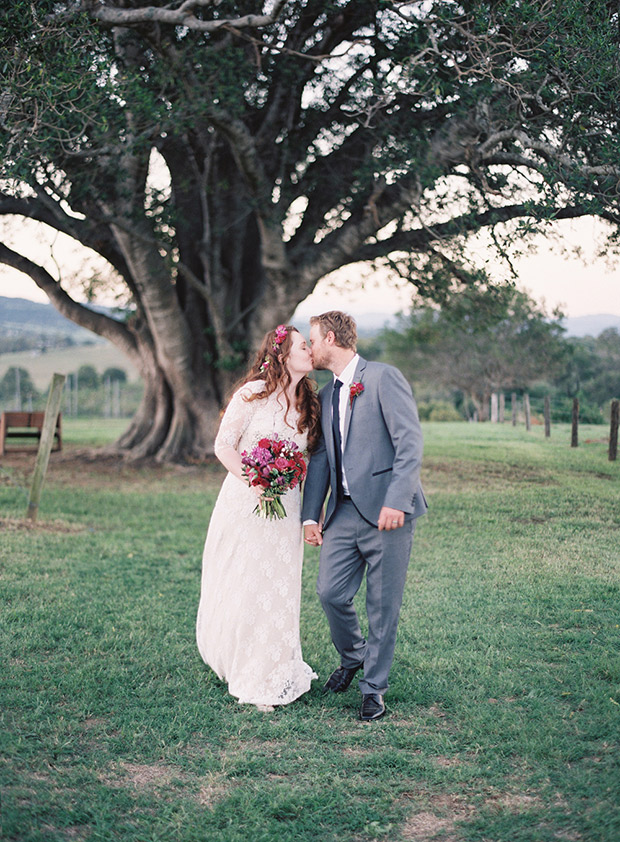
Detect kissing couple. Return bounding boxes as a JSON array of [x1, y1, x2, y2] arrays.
[[196, 310, 427, 720]]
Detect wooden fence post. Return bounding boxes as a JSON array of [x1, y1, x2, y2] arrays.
[[14, 366, 22, 411], [544, 395, 551, 438], [26, 373, 66, 522], [511, 392, 517, 426], [499, 392, 505, 424], [104, 376, 111, 418], [113, 380, 121, 418], [524, 393, 531, 431], [571, 397, 579, 448], [609, 399, 619, 462], [491, 392, 498, 423]]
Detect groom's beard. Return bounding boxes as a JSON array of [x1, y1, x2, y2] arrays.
[[310, 351, 331, 371]]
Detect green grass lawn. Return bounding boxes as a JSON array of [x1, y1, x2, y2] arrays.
[[1, 421, 619, 841], [57, 418, 132, 446]]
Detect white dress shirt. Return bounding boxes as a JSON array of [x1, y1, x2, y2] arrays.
[[333, 354, 359, 496], [304, 354, 359, 526]]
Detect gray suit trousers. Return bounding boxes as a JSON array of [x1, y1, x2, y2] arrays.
[[316, 498, 415, 695]]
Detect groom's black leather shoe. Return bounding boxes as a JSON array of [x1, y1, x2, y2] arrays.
[[359, 693, 386, 721], [323, 662, 364, 693]]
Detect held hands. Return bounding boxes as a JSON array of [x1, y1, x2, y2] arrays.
[[305, 507, 403, 542], [378, 506, 405, 531], [304, 523, 323, 546]]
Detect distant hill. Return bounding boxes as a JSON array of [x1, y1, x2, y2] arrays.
[[0, 296, 108, 341], [346, 310, 620, 338], [0, 344, 139, 388], [3, 294, 619, 350], [561, 313, 620, 337]]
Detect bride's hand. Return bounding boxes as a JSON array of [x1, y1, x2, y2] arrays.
[[304, 523, 323, 546]]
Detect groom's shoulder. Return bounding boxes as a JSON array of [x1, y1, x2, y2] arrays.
[[364, 360, 407, 383]]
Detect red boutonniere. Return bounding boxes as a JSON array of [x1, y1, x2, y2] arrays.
[[349, 381, 364, 408]]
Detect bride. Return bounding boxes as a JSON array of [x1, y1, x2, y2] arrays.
[[196, 325, 321, 711]]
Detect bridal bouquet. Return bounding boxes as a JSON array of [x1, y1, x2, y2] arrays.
[[241, 437, 307, 520]]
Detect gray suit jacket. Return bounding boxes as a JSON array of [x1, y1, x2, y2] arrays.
[[302, 357, 427, 529]]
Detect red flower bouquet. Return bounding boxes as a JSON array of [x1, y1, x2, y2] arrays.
[[241, 437, 307, 520]]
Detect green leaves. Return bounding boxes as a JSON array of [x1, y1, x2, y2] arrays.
[[382, 285, 568, 413]]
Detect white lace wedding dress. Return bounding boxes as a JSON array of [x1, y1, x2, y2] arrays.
[[196, 380, 317, 707]]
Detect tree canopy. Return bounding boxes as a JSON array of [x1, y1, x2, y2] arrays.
[[554, 327, 620, 414], [0, 1, 619, 459], [0, 366, 39, 404], [381, 285, 567, 419]]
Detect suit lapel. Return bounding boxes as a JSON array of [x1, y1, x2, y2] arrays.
[[343, 357, 366, 448]]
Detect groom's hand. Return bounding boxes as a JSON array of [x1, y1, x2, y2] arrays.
[[378, 506, 405, 531], [304, 523, 323, 546]]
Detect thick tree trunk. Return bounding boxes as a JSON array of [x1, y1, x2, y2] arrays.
[[111, 357, 171, 459], [470, 391, 491, 422], [100, 326, 224, 462]]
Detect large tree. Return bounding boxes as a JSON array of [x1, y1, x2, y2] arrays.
[[0, 1, 619, 460]]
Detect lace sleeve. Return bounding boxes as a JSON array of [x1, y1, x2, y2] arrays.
[[214, 382, 262, 456]]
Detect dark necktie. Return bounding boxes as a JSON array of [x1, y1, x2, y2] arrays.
[[331, 379, 344, 500]]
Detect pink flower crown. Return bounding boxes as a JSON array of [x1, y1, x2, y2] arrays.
[[259, 325, 288, 374]]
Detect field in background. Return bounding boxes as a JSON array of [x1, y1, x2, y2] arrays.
[[0, 342, 140, 389], [1, 422, 619, 842], [59, 418, 131, 445]]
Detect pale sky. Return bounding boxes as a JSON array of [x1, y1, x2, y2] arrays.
[[296, 216, 620, 318], [0, 215, 618, 318]]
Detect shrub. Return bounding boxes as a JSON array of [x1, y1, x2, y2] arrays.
[[76, 365, 100, 389], [417, 400, 464, 422], [550, 397, 605, 424]]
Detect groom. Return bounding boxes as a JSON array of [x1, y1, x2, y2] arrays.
[[302, 311, 427, 721]]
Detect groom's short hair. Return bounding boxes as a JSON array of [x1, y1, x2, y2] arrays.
[[311, 311, 357, 350]]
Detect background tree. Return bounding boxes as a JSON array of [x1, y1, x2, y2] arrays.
[[0, 1, 619, 460], [585, 329, 620, 407], [0, 367, 39, 407], [382, 286, 567, 420], [552, 327, 620, 420], [76, 365, 101, 390], [102, 367, 128, 384]]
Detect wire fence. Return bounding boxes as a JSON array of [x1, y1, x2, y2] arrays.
[[0, 371, 143, 419]]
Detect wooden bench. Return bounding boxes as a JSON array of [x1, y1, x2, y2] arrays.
[[0, 411, 62, 457]]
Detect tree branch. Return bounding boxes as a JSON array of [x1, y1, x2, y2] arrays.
[[207, 108, 269, 200], [352, 203, 593, 263], [0, 242, 139, 358], [0, 191, 131, 281], [290, 182, 416, 297], [287, 98, 453, 253], [49, 0, 289, 33], [479, 129, 620, 179]]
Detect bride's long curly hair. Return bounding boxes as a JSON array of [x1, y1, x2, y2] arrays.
[[231, 325, 321, 452]]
